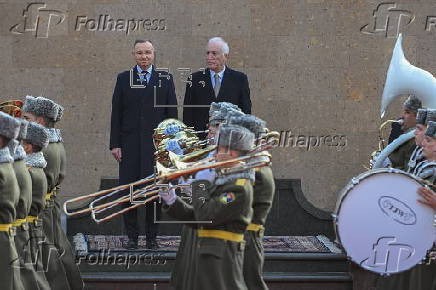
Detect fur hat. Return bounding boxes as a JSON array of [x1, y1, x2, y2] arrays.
[[209, 102, 241, 116], [425, 109, 436, 125], [209, 107, 244, 127], [55, 104, 64, 122], [229, 114, 266, 138], [403, 95, 422, 112], [416, 109, 427, 125], [17, 119, 28, 140], [22, 96, 60, 121], [24, 122, 49, 149], [0, 112, 21, 139], [217, 124, 254, 152]]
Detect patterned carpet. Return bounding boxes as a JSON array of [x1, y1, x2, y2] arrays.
[[81, 235, 340, 254]]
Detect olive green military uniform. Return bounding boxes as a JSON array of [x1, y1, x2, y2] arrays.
[[12, 148, 41, 290], [389, 137, 416, 170], [42, 132, 84, 290], [169, 177, 253, 290], [51, 141, 84, 290], [243, 165, 275, 290], [192, 178, 253, 290], [0, 147, 24, 290], [164, 196, 198, 290], [27, 151, 69, 290]]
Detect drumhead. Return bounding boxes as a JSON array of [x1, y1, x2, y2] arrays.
[[334, 168, 436, 275]]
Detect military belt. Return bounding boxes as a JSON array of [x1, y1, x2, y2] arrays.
[[198, 229, 244, 242], [12, 219, 27, 227], [0, 223, 15, 236], [247, 223, 264, 231], [26, 216, 38, 223]]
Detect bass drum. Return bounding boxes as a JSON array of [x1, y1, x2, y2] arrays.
[[334, 168, 435, 275]]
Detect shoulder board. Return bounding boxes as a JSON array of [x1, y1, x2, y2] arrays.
[[235, 179, 247, 186]]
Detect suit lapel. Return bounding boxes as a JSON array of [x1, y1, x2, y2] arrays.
[[204, 68, 214, 97]]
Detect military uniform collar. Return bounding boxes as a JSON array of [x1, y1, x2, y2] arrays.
[[13, 145, 26, 161], [0, 146, 13, 164], [47, 128, 62, 143], [25, 152, 47, 168]]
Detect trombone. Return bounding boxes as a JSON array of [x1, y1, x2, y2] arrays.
[[63, 131, 278, 223]]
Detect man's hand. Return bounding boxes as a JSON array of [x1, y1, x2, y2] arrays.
[[159, 188, 176, 205], [111, 148, 122, 162], [417, 186, 436, 210]]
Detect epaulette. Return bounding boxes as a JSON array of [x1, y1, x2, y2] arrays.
[[235, 179, 247, 186]]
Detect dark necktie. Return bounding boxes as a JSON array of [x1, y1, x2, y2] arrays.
[[138, 70, 148, 85]]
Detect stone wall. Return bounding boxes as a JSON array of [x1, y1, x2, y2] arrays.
[[1, 0, 435, 211]]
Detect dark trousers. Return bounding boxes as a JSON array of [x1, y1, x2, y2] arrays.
[[122, 192, 161, 241]]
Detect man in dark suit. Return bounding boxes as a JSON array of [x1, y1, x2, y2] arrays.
[[110, 39, 177, 249], [183, 37, 251, 136]]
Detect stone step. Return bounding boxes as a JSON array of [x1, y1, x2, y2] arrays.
[[78, 251, 348, 273], [82, 271, 352, 290]]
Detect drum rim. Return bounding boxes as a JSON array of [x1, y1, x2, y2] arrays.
[[333, 168, 429, 275]]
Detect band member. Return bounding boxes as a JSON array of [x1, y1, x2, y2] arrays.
[[229, 114, 275, 290], [183, 37, 252, 138], [23, 122, 55, 290], [163, 103, 242, 290], [22, 96, 84, 290], [9, 119, 41, 289], [0, 112, 24, 290], [161, 124, 255, 290], [408, 109, 436, 174], [207, 106, 243, 143], [110, 39, 177, 250], [380, 121, 436, 290], [388, 95, 422, 170]]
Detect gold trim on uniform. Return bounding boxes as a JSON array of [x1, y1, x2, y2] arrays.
[[235, 179, 247, 186]]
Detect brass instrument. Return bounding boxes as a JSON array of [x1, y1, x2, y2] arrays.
[[368, 119, 403, 169], [63, 118, 279, 223], [0, 100, 23, 117]]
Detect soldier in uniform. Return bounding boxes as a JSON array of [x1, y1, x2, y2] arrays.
[[161, 124, 255, 290], [0, 112, 24, 290], [9, 119, 41, 289], [407, 109, 436, 174], [388, 95, 422, 170], [22, 96, 83, 290], [22, 122, 55, 290], [163, 103, 242, 290], [229, 114, 275, 290]]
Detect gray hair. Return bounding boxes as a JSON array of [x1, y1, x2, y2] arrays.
[[208, 37, 229, 54]]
